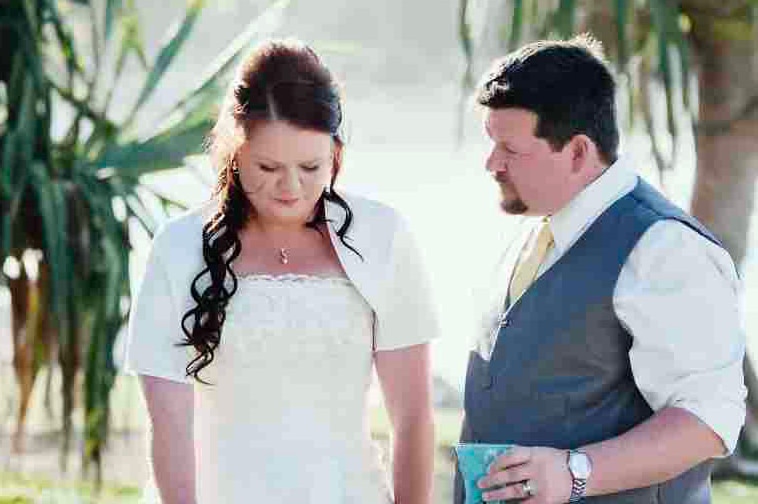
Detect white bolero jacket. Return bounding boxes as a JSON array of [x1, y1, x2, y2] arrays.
[[124, 193, 440, 384]]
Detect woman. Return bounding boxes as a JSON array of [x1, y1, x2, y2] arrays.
[[125, 39, 437, 504]]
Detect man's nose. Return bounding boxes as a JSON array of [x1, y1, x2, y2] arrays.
[[486, 151, 503, 174]]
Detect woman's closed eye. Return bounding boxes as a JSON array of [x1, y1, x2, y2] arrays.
[[300, 164, 320, 172], [259, 163, 277, 172]]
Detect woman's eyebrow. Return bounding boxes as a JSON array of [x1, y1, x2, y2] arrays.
[[299, 157, 329, 165], [251, 155, 284, 167], [252, 156, 328, 166]]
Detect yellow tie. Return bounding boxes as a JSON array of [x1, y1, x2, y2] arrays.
[[509, 220, 555, 302]]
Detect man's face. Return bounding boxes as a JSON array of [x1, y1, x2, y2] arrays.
[[484, 108, 576, 216]]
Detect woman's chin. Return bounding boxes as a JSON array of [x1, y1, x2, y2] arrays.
[[257, 208, 314, 226]]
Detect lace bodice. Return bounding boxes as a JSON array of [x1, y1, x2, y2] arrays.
[[192, 274, 392, 503]]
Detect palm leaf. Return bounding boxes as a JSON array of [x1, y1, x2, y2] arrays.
[[106, 174, 161, 233], [639, 48, 668, 179], [648, 0, 678, 166], [28, 164, 72, 340], [615, 0, 630, 70], [123, 0, 206, 128], [94, 117, 213, 177], [458, 0, 473, 88], [509, 0, 524, 51], [3, 0, 293, 479], [456, 0, 474, 143], [614, 0, 636, 131], [14, 20, 46, 100], [672, 12, 692, 114], [83, 204, 125, 476], [47, 0, 86, 84], [161, 0, 291, 124], [104, 0, 124, 42], [554, 0, 576, 39]]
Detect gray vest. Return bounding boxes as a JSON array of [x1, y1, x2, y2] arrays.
[[456, 179, 721, 504]]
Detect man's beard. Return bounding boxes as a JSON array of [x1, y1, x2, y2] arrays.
[[495, 176, 528, 214], [501, 197, 528, 214]]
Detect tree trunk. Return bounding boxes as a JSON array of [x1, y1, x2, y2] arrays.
[[9, 255, 44, 453], [686, 4, 758, 476]]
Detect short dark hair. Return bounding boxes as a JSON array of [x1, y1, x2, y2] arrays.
[[476, 34, 619, 165]]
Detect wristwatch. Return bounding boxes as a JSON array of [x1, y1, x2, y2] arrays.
[[567, 449, 592, 502]]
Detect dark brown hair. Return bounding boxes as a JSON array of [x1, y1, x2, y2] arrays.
[[477, 35, 619, 165], [179, 39, 358, 382]]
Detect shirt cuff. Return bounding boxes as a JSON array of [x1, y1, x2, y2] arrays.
[[670, 398, 746, 456]]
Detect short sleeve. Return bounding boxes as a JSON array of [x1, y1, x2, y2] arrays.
[[617, 220, 746, 453], [124, 235, 194, 384], [373, 215, 440, 351]]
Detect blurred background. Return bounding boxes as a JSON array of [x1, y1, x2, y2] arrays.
[[1, 0, 758, 502]]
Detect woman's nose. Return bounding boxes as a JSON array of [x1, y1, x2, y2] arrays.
[[280, 168, 301, 193]]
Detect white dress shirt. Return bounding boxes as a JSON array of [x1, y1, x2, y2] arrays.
[[512, 157, 746, 453]]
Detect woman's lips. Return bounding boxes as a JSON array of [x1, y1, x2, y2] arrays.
[[275, 197, 299, 206]]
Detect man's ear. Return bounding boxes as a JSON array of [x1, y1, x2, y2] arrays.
[[568, 134, 597, 175]]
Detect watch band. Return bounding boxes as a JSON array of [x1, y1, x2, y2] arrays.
[[568, 450, 589, 503], [569, 477, 587, 502]]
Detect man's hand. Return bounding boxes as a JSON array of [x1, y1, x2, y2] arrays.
[[477, 446, 572, 503]]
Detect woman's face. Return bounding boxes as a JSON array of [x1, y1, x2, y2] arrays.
[[236, 120, 335, 227]]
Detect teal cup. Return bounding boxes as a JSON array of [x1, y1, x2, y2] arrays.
[[453, 443, 514, 504]]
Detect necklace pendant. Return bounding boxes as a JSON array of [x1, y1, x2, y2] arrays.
[[279, 248, 289, 265]]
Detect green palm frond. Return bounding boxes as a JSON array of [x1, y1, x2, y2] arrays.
[[456, 0, 707, 175], [160, 0, 292, 127], [122, 0, 206, 130], [509, 0, 524, 51], [2, 0, 289, 481], [554, 0, 576, 39], [104, 0, 124, 42]]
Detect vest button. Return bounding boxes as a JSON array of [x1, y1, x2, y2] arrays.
[[481, 374, 494, 389]]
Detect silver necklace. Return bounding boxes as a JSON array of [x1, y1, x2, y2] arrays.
[[278, 248, 289, 265]]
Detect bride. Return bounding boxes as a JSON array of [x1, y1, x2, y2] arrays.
[[125, 39, 438, 503]]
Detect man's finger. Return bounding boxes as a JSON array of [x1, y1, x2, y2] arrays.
[[487, 445, 533, 473], [478, 463, 531, 489], [482, 479, 536, 502]]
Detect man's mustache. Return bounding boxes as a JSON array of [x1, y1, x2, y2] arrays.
[[493, 172, 510, 185]]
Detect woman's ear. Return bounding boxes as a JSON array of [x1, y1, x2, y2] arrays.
[[331, 142, 344, 182]]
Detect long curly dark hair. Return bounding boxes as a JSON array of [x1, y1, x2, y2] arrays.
[[179, 39, 358, 383]]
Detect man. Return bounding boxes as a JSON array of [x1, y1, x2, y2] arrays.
[[456, 35, 746, 504]]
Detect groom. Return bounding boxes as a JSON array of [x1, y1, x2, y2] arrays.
[[456, 35, 746, 504]]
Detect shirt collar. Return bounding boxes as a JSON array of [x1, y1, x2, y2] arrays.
[[547, 156, 639, 254]]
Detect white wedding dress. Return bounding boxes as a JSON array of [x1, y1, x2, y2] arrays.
[[188, 274, 393, 503]]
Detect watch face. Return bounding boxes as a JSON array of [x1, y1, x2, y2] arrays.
[[570, 452, 592, 479]]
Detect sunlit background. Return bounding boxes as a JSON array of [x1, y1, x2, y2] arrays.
[[2, 0, 758, 502]]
